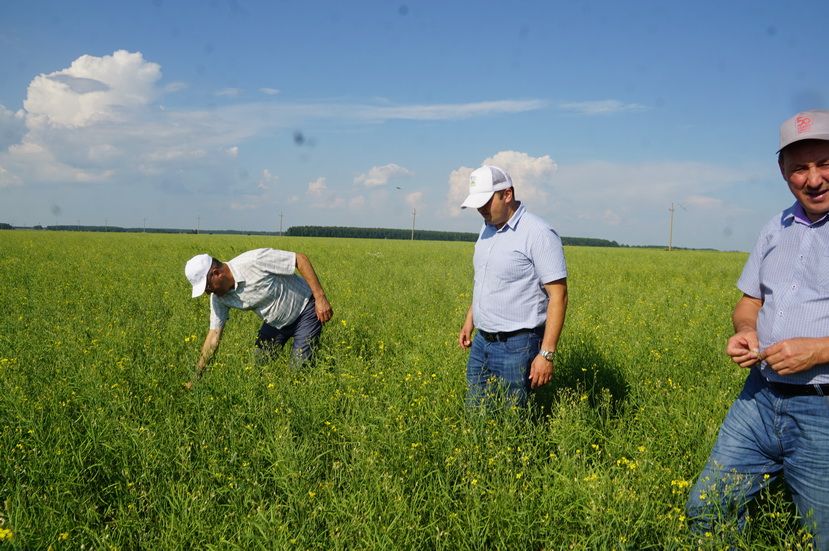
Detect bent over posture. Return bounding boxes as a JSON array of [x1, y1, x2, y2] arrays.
[[184, 248, 333, 388], [687, 110, 829, 549]]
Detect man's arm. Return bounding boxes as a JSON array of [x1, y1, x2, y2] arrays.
[[529, 278, 567, 389], [295, 253, 333, 323], [726, 294, 763, 368], [458, 305, 474, 349], [185, 327, 223, 389]]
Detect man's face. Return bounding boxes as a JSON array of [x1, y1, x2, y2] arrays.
[[780, 139, 829, 222], [477, 189, 513, 228], [205, 266, 231, 296]]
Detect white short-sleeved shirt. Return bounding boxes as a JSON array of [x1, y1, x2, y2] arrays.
[[472, 204, 568, 332], [209, 248, 311, 330]]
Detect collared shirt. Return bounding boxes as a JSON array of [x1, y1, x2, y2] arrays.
[[472, 204, 567, 332], [738, 202, 829, 384], [209, 248, 311, 330]]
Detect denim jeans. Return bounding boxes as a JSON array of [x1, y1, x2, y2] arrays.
[[255, 297, 322, 367], [465, 329, 541, 408], [686, 367, 829, 549]]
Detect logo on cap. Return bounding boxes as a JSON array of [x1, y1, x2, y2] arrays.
[[470, 174, 478, 188], [796, 115, 813, 135]]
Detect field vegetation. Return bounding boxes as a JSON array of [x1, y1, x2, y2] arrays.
[[0, 231, 812, 549]]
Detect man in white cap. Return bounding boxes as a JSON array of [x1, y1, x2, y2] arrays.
[[184, 248, 333, 388], [457, 165, 568, 408], [687, 110, 829, 548]]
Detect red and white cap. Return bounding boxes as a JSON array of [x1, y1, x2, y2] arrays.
[[460, 165, 513, 209], [779, 110, 829, 152]]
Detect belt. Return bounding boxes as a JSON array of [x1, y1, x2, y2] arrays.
[[478, 326, 544, 342], [766, 380, 829, 397]]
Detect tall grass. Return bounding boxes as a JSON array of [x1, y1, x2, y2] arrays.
[[0, 231, 811, 549]]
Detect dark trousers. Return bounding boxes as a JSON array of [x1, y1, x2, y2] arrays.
[[255, 298, 322, 367]]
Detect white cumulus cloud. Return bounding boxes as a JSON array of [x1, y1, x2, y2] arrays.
[[257, 169, 277, 190], [354, 163, 413, 187], [307, 177, 327, 197], [405, 191, 423, 209], [23, 50, 161, 128]]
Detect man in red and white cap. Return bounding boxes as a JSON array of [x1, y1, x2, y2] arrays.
[[687, 110, 829, 549], [183, 248, 333, 388], [457, 165, 568, 408]]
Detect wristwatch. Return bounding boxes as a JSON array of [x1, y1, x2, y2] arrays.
[[539, 349, 555, 361]]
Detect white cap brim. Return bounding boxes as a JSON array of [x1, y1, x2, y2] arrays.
[[460, 191, 495, 209], [191, 278, 207, 298], [185, 253, 211, 298]]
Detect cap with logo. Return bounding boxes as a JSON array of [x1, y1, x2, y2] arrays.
[[779, 110, 829, 152], [460, 165, 513, 209]]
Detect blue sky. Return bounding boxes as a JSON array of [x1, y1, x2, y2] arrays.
[[0, 0, 825, 250]]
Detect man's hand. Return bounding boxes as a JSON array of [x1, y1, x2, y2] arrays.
[[459, 305, 474, 349], [458, 321, 474, 349], [529, 354, 553, 389], [315, 295, 333, 323], [183, 368, 204, 391], [726, 330, 762, 368], [761, 338, 829, 376]]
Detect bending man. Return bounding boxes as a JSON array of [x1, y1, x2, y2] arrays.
[[184, 247, 333, 388]]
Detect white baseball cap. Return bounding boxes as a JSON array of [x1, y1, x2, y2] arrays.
[[460, 165, 513, 209], [779, 110, 829, 152], [185, 253, 212, 298]]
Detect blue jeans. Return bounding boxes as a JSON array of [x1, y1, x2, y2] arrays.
[[255, 298, 322, 367], [465, 329, 541, 408], [686, 368, 829, 549]]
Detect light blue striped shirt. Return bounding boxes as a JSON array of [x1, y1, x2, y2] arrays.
[[738, 202, 829, 384], [472, 204, 567, 332], [209, 248, 311, 330]]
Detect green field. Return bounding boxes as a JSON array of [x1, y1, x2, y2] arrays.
[[0, 231, 813, 549]]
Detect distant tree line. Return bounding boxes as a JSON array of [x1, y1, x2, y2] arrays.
[[287, 226, 620, 247], [20, 225, 281, 236], [287, 225, 477, 242], [2, 222, 621, 247]]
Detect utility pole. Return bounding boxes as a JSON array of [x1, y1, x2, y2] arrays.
[[279, 212, 284, 235], [105, 219, 108, 232], [668, 203, 675, 251], [197, 216, 200, 235], [143, 218, 146, 233], [411, 208, 416, 240]]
